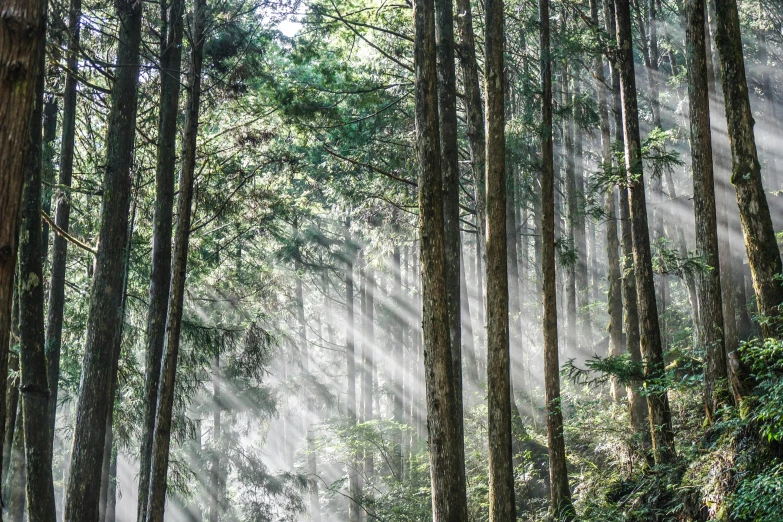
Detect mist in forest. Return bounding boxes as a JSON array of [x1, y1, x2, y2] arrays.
[[1, 0, 782, 520]]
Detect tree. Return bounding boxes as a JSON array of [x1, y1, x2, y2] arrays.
[[614, 0, 675, 464], [45, 0, 81, 446], [17, 42, 57, 522], [485, 0, 516, 519], [64, 0, 143, 518], [413, 0, 469, 517], [137, 0, 185, 516], [0, 0, 49, 497], [145, 0, 205, 517], [713, 0, 783, 336], [686, 0, 729, 418], [540, 0, 574, 517]]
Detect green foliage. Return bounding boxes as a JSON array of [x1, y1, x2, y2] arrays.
[[741, 338, 783, 442], [732, 461, 783, 521]]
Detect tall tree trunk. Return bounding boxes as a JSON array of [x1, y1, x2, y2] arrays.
[[705, 12, 749, 400], [46, 0, 82, 447], [413, 0, 469, 517], [392, 246, 404, 480], [17, 45, 57, 522], [145, 1, 204, 518], [209, 357, 222, 522], [540, 0, 574, 517], [686, 0, 729, 419], [0, 0, 48, 506], [101, 199, 134, 522], [295, 260, 320, 522], [64, 0, 142, 518], [435, 0, 464, 442], [344, 219, 361, 522], [460, 244, 479, 390], [104, 446, 117, 522], [2, 353, 19, 485], [564, 68, 579, 354], [592, 0, 624, 401], [713, 0, 783, 335], [455, 0, 486, 249], [137, 0, 185, 517], [6, 410, 25, 522], [506, 172, 524, 391], [361, 268, 374, 479], [485, 0, 516, 519], [615, 0, 675, 464], [40, 97, 58, 265], [573, 80, 590, 348]]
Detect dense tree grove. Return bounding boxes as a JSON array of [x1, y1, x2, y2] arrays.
[[2, 0, 783, 519]]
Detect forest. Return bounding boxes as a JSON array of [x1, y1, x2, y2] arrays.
[[1, 0, 783, 519]]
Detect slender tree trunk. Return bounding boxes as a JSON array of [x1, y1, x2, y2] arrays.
[[40, 97, 57, 265], [361, 268, 374, 479], [564, 69, 579, 354], [104, 447, 117, 522], [485, 0, 516, 518], [540, 0, 574, 517], [615, 0, 675, 464], [413, 0, 469, 517], [713, 0, 783, 335], [2, 353, 19, 485], [0, 2, 48, 508], [705, 9, 747, 401], [46, 0, 81, 447], [64, 0, 142, 518], [295, 263, 320, 522], [6, 410, 25, 522], [687, 0, 729, 418], [17, 45, 57, 522], [455, 0, 486, 249], [145, 2, 204, 518], [344, 219, 361, 522], [573, 80, 590, 348], [435, 1, 464, 445], [391, 245, 404, 479], [506, 172, 524, 390], [593, 0, 625, 401], [137, 0, 185, 517], [460, 244, 479, 390], [209, 356, 222, 522]]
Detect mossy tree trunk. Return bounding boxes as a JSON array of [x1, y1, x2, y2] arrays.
[[615, 0, 675, 464]]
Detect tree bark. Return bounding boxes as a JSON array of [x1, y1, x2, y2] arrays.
[[686, 0, 729, 419], [2, 353, 19, 485], [564, 67, 578, 354], [0, 0, 48, 507], [592, 0, 624, 401], [713, 0, 783, 336], [392, 246, 405, 480], [64, 0, 142, 518], [17, 44, 57, 522], [6, 409, 25, 522], [435, 0, 464, 440], [137, 0, 185, 517], [40, 97, 58, 265], [605, 0, 648, 437], [540, 0, 574, 517], [485, 0, 516, 519], [413, 0, 469, 517], [46, 0, 81, 447], [145, 1, 204, 518], [208, 357, 222, 522], [361, 268, 374, 478], [344, 219, 361, 522], [455, 0, 486, 249], [615, 0, 675, 464]]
